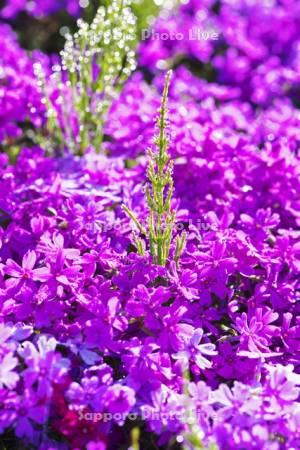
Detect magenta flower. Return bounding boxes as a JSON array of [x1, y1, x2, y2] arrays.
[[5, 250, 50, 287], [101, 385, 136, 424], [168, 261, 199, 301], [281, 312, 300, 351], [235, 309, 278, 353]]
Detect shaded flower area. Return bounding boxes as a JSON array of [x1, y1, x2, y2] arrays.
[[0, 1, 300, 449], [1, 0, 80, 19]]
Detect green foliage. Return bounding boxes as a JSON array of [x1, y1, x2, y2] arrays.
[[84, 0, 162, 37], [132, 0, 160, 34], [123, 70, 186, 267], [35, 0, 137, 155]]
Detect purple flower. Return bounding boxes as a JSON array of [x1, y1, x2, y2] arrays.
[[122, 338, 173, 386], [5, 250, 50, 288], [0, 389, 18, 433], [235, 309, 279, 353], [158, 304, 194, 352], [280, 312, 300, 351], [66, 376, 104, 411], [264, 364, 300, 410], [173, 328, 217, 370], [0, 25, 46, 143], [141, 385, 184, 434], [1, 0, 80, 18], [15, 387, 51, 439], [213, 382, 262, 421], [196, 241, 237, 300], [168, 261, 199, 301], [18, 336, 69, 389], [213, 341, 252, 380], [0, 352, 19, 389], [101, 385, 136, 424]]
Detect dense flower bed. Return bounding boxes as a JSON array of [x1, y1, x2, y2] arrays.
[[0, 1, 299, 449], [0, 24, 48, 143]]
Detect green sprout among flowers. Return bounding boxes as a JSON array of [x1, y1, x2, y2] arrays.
[[123, 70, 186, 267], [35, 0, 137, 155]]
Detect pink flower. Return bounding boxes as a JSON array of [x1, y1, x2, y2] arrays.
[[5, 250, 50, 287]]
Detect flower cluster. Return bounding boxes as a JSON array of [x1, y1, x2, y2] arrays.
[[1, 0, 81, 19], [139, 0, 300, 106], [0, 0, 299, 449], [0, 24, 46, 147]]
